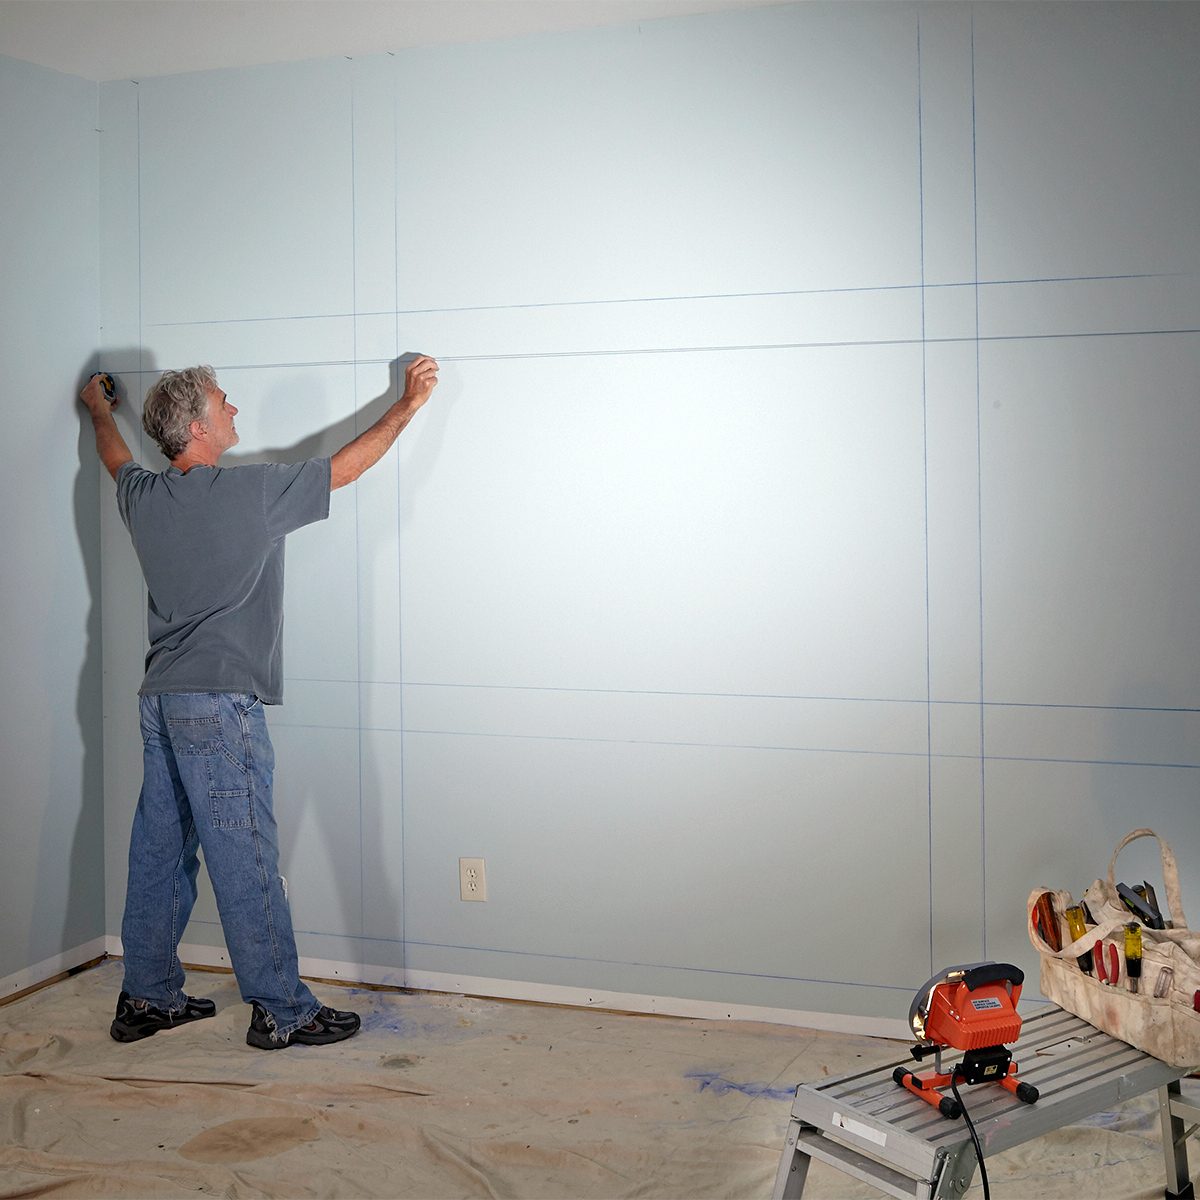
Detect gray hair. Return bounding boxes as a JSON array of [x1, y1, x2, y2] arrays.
[[143, 366, 218, 460]]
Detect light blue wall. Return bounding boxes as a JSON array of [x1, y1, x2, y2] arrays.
[[0, 55, 104, 991], [96, 2, 1200, 1024]]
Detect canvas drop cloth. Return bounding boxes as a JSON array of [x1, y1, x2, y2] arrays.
[[1, 959, 1195, 1198]]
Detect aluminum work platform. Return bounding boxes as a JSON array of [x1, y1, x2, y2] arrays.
[[772, 1006, 1197, 1199]]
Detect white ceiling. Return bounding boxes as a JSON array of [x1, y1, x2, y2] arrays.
[[0, 0, 787, 82]]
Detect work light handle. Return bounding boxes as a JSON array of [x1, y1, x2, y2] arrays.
[[962, 963, 1024, 991]]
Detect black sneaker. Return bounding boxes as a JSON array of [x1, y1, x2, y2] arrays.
[[110, 990, 217, 1042], [246, 1002, 361, 1050]]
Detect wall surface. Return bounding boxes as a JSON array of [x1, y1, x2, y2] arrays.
[[96, 1, 1200, 1030], [0, 55, 105, 995]]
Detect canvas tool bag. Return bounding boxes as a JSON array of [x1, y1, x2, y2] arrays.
[[1027, 828, 1200, 1068]]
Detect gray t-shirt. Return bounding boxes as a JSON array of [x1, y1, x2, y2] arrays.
[[116, 458, 331, 704]]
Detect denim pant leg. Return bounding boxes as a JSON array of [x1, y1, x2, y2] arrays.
[[159, 692, 319, 1037], [120, 695, 203, 1011]]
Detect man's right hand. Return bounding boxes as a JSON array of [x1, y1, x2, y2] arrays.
[[330, 353, 440, 490], [401, 355, 439, 411], [79, 373, 134, 480], [80, 373, 117, 417]]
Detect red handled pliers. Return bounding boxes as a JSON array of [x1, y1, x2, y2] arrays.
[[1094, 940, 1120, 985]]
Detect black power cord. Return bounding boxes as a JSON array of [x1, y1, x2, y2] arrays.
[[949, 1071, 990, 1200]]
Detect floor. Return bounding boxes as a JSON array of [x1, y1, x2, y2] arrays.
[[0, 958, 1194, 1198]]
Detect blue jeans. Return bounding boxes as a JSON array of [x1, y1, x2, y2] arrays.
[[120, 692, 320, 1038]]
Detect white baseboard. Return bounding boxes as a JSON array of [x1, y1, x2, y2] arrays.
[[101, 938, 906, 1042], [401, 968, 911, 1042], [1, 937, 108, 1000]]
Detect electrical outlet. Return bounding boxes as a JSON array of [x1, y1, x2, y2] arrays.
[[459, 857, 487, 902]]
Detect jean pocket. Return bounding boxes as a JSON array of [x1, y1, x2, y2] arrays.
[[204, 705, 257, 827], [209, 786, 255, 829], [165, 695, 223, 758]]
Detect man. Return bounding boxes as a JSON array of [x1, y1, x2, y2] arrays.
[[79, 356, 439, 1049]]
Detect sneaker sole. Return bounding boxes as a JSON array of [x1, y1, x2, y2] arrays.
[[110, 1020, 158, 1043], [110, 1003, 217, 1043], [246, 1018, 360, 1050], [110, 1015, 211, 1042]]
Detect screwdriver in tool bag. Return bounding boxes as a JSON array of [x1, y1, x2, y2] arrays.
[[1064, 906, 1093, 973], [1035, 892, 1062, 950], [1123, 923, 1142, 994]]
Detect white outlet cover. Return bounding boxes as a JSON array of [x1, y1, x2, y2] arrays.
[[459, 857, 487, 902]]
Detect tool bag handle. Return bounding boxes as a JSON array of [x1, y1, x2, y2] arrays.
[[1105, 828, 1189, 931]]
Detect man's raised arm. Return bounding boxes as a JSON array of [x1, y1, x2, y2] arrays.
[[330, 355, 439, 490], [80, 375, 134, 481]]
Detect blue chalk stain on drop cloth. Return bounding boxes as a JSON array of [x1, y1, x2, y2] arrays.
[[356, 1010, 415, 1036], [686, 1071, 795, 1102], [357, 1010, 451, 1039]]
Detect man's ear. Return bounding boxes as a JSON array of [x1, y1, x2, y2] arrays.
[[189, 418, 209, 442]]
